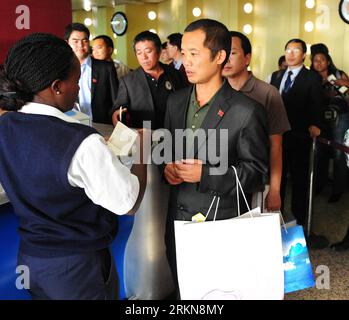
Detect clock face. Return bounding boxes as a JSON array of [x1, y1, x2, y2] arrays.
[[111, 12, 128, 36], [339, 0, 349, 24]]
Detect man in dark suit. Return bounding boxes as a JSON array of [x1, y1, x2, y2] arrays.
[[166, 33, 190, 86], [110, 31, 184, 130], [163, 19, 269, 296], [65, 23, 118, 124], [270, 38, 324, 226]]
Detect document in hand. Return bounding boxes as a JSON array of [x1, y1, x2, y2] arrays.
[[107, 121, 138, 156]]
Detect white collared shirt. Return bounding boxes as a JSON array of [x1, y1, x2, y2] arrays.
[[78, 55, 92, 119], [279, 65, 304, 94], [173, 59, 183, 70], [17, 102, 140, 215]]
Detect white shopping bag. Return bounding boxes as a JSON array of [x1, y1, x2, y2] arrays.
[[174, 167, 284, 300]]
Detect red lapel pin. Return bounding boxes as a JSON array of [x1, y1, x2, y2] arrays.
[[218, 109, 225, 118], [92, 78, 97, 84]]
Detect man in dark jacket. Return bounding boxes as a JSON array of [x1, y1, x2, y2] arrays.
[[270, 38, 324, 226], [163, 19, 269, 297], [65, 23, 118, 124], [110, 31, 185, 130], [167, 33, 190, 86]]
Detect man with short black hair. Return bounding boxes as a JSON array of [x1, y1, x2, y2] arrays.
[[110, 30, 184, 130], [92, 34, 130, 80], [270, 38, 324, 226], [167, 33, 183, 68], [65, 23, 118, 124], [222, 31, 290, 212], [163, 19, 269, 297], [160, 41, 173, 65], [166, 33, 189, 85]]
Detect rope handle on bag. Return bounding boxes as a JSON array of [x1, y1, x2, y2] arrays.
[[204, 166, 251, 221], [278, 210, 288, 234], [204, 196, 220, 221], [231, 166, 250, 216], [204, 166, 288, 233], [254, 184, 288, 232], [232, 166, 287, 230]]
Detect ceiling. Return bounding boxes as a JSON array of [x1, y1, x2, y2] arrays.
[[72, 0, 165, 10]]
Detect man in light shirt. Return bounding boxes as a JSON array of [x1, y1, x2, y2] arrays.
[[65, 23, 119, 124]]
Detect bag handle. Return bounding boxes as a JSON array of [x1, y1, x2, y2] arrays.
[[204, 167, 288, 232], [277, 211, 288, 234], [231, 166, 250, 216], [231, 167, 287, 227], [204, 196, 220, 221], [232, 167, 289, 223], [204, 166, 251, 221]]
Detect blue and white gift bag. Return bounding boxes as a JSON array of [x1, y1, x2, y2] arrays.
[[282, 224, 315, 294]]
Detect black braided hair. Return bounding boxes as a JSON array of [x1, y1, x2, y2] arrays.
[[0, 33, 76, 111]]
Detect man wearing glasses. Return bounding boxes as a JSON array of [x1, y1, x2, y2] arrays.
[[270, 38, 324, 228]]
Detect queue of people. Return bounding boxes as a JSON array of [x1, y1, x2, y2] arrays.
[[1, 17, 349, 300]]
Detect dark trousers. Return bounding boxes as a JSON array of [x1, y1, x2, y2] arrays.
[[281, 133, 311, 225], [165, 215, 181, 300], [17, 248, 118, 300], [317, 112, 349, 194], [331, 112, 349, 194]]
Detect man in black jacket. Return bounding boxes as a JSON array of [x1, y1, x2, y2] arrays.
[[163, 19, 269, 297], [65, 23, 118, 124], [110, 31, 185, 130], [270, 38, 324, 226]]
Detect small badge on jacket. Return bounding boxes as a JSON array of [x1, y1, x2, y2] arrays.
[[165, 81, 173, 91], [217, 109, 225, 118]]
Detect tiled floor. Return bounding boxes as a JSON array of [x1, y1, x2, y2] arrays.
[[284, 182, 349, 300]]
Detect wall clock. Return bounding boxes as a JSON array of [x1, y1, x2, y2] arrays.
[[339, 0, 349, 24], [111, 12, 128, 36]]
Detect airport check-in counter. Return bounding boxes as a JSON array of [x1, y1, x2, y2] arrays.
[[0, 112, 174, 300]]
